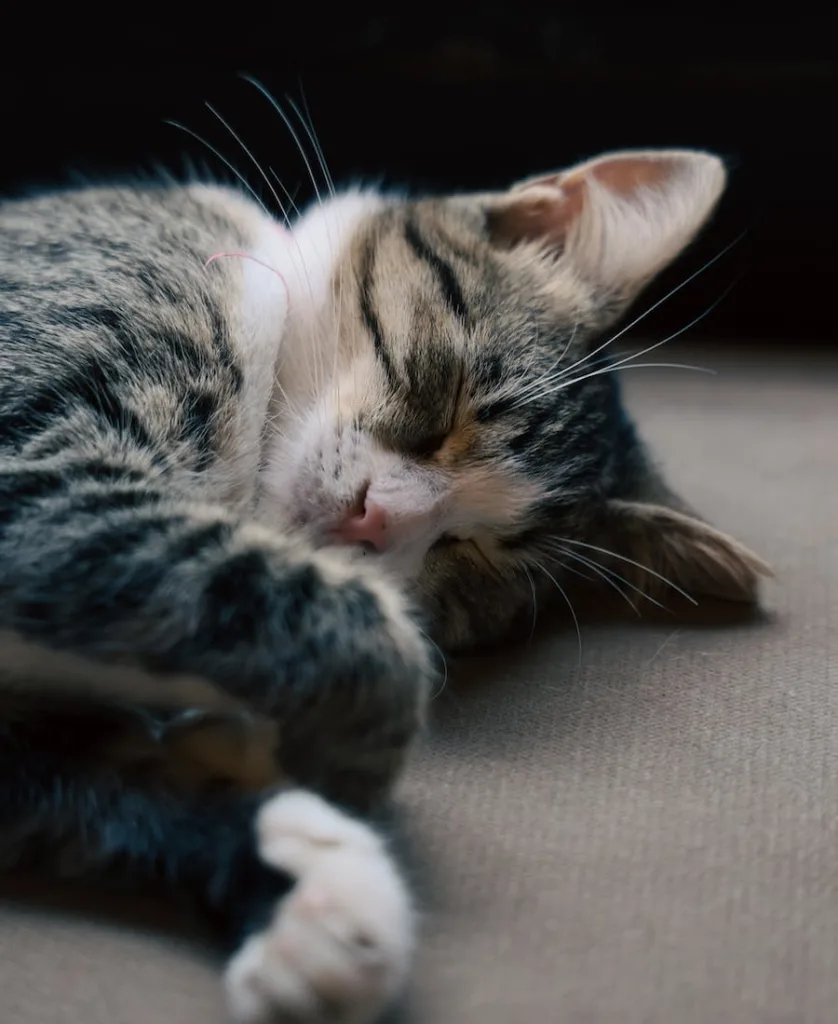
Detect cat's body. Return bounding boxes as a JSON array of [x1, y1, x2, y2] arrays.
[[0, 151, 769, 1022]]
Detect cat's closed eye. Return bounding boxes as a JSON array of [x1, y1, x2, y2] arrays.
[[401, 366, 466, 458], [370, 421, 449, 459], [432, 532, 462, 548], [403, 430, 450, 459]]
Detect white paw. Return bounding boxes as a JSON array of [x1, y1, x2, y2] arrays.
[[224, 789, 414, 1023]]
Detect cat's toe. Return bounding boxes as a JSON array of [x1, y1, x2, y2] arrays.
[[224, 789, 414, 1023]]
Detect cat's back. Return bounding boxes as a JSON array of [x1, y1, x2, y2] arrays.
[[0, 183, 266, 309], [0, 182, 290, 504]]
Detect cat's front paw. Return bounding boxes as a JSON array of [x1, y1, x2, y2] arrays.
[[277, 548, 435, 811], [225, 789, 414, 1023]]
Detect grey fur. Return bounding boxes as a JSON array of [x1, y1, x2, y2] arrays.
[[0, 185, 431, 813], [0, 155, 769, 989]]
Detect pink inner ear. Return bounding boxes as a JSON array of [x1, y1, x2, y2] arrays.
[[581, 155, 676, 197], [487, 178, 585, 249], [490, 154, 683, 250], [489, 151, 704, 253]]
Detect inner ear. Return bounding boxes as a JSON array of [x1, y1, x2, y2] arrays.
[[592, 500, 772, 605], [487, 149, 727, 303]]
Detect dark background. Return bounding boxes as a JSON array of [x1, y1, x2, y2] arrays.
[[1, 10, 835, 345]]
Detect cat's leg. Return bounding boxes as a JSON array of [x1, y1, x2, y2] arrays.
[[0, 732, 413, 1023], [0, 451, 433, 808]]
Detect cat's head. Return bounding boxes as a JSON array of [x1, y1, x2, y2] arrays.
[[261, 149, 770, 649]]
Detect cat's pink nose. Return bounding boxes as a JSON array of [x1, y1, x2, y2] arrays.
[[331, 499, 390, 552]]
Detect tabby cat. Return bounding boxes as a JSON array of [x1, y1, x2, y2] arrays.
[[0, 145, 769, 1022]]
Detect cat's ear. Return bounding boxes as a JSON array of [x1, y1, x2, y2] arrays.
[[595, 499, 772, 604], [488, 150, 726, 303]]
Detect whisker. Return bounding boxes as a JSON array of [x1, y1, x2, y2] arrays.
[[513, 276, 734, 408], [467, 539, 503, 578], [556, 537, 698, 605], [511, 321, 579, 405], [263, 407, 299, 432], [268, 168, 303, 221], [192, 101, 324, 364], [164, 120, 269, 215], [549, 233, 746, 387], [515, 361, 716, 410], [286, 92, 336, 198], [332, 261, 347, 435], [522, 565, 539, 643], [421, 629, 449, 701], [547, 557, 598, 585], [610, 362, 715, 374], [240, 73, 324, 205], [531, 558, 583, 675], [553, 546, 641, 616], [540, 278, 737, 396], [204, 103, 290, 225], [647, 629, 680, 665], [561, 360, 715, 389], [560, 547, 668, 612], [297, 81, 336, 197]]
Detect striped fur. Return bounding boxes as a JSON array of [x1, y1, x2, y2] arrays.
[[0, 150, 770, 1022]]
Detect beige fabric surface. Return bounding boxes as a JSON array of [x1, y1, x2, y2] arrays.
[[1, 347, 836, 1023]]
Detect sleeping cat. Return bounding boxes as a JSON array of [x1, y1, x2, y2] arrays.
[[0, 147, 769, 1022]]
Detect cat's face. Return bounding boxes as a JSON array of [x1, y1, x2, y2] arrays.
[[261, 151, 769, 649]]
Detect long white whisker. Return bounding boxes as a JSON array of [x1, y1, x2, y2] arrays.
[[286, 93, 336, 198], [614, 362, 716, 374], [547, 557, 598, 585], [511, 321, 578, 405], [192, 104, 329, 405], [421, 629, 449, 701], [514, 277, 734, 409], [557, 278, 737, 387], [164, 120, 269, 215], [333, 259, 346, 436], [559, 547, 668, 612], [531, 559, 583, 675], [281, 94, 340, 277], [550, 233, 746, 386], [553, 547, 641, 615], [548, 361, 715, 398], [556, 537, 698, 605], [297, 82, 336, 196], [205, 103, 290, 225], [268, 163, 334, 303], [267, 375, 303, 425], [268, 168, 303, 221], [240, 74, 324, 205], [522, 565, 539, 643], [515, 360, 716, 410]]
